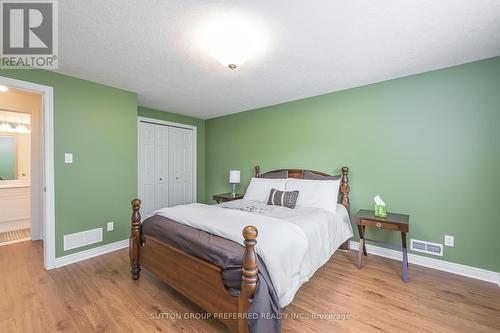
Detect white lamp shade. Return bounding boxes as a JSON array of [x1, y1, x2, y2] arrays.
[[229, 170, 240, 184]]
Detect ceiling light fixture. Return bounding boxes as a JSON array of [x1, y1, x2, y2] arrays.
[[0, 85, 9, 93], [200, 14, 265, 70]]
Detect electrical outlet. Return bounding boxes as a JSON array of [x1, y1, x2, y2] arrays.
[[107, 221, 114, 232], [444, 235, 454, 247]]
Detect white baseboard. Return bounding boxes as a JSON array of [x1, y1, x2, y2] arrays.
[[350, 241, 500, 287], [54, 239, 129, 268]]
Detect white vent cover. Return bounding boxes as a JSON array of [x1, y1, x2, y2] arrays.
[[64, 227, 103, 251], [410, 239, 443, 256]]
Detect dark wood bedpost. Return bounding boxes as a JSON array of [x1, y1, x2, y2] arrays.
[[340, 166, 350, 211], [254, 165, 260, 178], [130, 199, 142, 280], [339, 167, 351, 251], [239, 226, 258, 333]]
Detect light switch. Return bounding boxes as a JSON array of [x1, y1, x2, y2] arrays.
[[444, 235, 454, 247], [64, 153, 73, 164]]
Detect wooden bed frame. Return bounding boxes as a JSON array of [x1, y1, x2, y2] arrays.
[[130, 166, 350, 333]]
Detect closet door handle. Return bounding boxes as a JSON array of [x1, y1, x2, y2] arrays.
[[159, 178, 163, 181]]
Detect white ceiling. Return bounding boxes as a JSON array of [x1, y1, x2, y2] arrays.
[[56, 1, 500, 119]]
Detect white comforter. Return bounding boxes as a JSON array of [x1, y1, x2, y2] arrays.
[[155, 200, 353, 307]]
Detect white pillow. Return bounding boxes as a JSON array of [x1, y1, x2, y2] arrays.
[[285, 178, 340, 212], [244, 177, 288, 203]]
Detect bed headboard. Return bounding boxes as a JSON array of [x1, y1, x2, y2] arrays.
[[254, 166, 350, 212]]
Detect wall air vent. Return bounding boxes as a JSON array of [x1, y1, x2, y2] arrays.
[[63, 227, 103, 251], [410, 239, 443, 256]]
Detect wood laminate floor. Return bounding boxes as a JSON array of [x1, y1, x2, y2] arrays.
[[1, 240, 499, 332]]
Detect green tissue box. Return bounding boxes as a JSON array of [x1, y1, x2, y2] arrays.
[[374, 205, 387, 218]]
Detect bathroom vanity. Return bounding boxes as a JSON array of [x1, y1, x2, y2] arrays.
[[0, 182, 31, 233]]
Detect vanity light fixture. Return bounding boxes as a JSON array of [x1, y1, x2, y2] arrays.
[[15, 123, 30, 133], [0, 121, 12, 131], [0, 121, 30, 133]]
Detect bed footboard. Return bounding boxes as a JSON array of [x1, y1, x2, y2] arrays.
[[130, 199, 142, 280], [129, 199, 258, 333], [239, 226, 258, 333]]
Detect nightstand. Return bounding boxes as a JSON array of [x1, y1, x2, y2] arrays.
[[354, 209, 410, 282], [212, 193, 244, 203]]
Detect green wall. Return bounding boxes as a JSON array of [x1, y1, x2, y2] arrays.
[[206, 56, 500, 272], [137, 107, 206, 203], [2, 57, 499, 272], [0, 69, 138, 257]]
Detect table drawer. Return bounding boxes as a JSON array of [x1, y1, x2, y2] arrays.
[[360, 219, 400, 231]]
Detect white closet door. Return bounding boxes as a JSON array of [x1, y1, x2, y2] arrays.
[[156, 125, 169, 210], [168, 127, 194, 206], [139, 121, 195, 215], [138, 122, 157, 216]]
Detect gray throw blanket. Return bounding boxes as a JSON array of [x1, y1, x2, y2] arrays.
[[141, 215, 282, 333]]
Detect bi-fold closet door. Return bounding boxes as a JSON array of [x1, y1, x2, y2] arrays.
[[138, 121, 195, 217]]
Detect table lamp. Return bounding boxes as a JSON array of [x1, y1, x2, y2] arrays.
[[229, 170, 240, 197]]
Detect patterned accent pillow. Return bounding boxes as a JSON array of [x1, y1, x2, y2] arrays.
[[267, 188, 299, 209]]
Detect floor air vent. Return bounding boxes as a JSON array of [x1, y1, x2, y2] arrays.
[[410, 239, 443, 256]]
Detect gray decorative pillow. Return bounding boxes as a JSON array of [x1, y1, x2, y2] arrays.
[[267, 188, 299, 209], [303, 170, 341, 181], [260, 170, 288, 179]]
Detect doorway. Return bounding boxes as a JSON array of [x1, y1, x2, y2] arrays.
[[0, 76, 55, 269], [0, 107, 35, 245]]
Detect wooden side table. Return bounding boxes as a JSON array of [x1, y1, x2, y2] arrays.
[[212, 193, 244, 203], [354, 209, 410, 282]]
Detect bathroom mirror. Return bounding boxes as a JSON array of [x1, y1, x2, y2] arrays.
[[0, 136, 16, 180], [0, 110, 31, 182]]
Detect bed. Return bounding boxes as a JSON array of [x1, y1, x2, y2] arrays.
[[129, 166, 352, 333]]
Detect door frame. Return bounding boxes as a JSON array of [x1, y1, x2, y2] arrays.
[[137, 116, 197, 206], [0, 75, 56, 270]]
